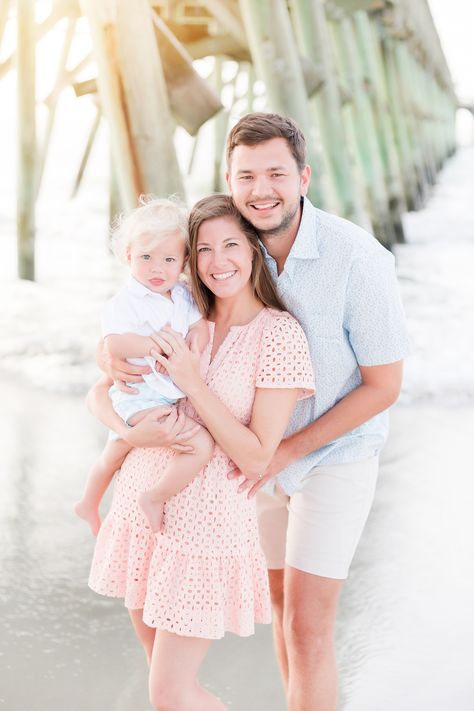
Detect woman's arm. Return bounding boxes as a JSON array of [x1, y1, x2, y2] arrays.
[[86, 376, 136, 437], [152, 328, 300, 478], [86, 377, 200, 451], [190, 384, 299, 479]]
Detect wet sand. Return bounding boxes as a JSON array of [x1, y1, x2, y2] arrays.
[[337, 405, 474, 711], [1, 382, 473, 710], [0, 380, 283, 711]]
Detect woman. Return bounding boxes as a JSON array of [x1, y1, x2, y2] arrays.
[[87, 195, 314, 711]]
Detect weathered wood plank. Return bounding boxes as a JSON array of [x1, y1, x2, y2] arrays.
[[239, 0, 326, 206], [80, 0, 139, 210], [152, 12, 222, 136], [291, 0, 369, 227], [114, 0, 183, 197], [17, 0, 36, 280]]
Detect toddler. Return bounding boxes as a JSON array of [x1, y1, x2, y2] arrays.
[[75, 197, 213, 535]]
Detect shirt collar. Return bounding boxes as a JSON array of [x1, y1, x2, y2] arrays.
[[260, 197, 320, 262], [287, 197, 320, 260]]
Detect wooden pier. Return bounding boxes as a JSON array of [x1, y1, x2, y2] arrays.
[[3, 0, 458, 278]]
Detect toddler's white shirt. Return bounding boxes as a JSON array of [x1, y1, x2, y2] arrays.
[[101, 276, 202, 400]]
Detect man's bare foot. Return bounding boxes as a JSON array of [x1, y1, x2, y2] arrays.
[[74, 500, 101, 536], [137, 491, 165, 533]]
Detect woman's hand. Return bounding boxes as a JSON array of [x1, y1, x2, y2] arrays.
[[228, 438, 295, 498], [125, 407, 200, 452], [150, 326, 203, 395]]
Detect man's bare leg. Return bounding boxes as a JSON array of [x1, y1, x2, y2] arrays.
[[284, 567, 343, 711]]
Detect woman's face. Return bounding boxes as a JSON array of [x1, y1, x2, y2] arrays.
[[196, 216, 254, 300]]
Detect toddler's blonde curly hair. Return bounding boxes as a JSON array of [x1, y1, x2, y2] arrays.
[[111, 195, 189, 264]]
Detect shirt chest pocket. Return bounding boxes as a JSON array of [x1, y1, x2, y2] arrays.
[[283, 277, 342, 340]]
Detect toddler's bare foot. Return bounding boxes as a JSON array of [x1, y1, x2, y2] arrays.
[[137, 491, 165, 533], [74, 500, 101, 536]]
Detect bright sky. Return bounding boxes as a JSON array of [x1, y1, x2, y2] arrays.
[[428, 0, 474, 103]]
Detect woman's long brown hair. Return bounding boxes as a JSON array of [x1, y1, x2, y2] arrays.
[[188, 194, 286, 317]]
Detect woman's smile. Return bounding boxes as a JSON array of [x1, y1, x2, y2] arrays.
[[211, 270, 237, 281]]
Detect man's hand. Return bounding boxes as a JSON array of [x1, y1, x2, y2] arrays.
[[228, 438, 296, 498], [125, 407, 200, 451]]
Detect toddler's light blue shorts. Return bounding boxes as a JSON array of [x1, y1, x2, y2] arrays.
[[108, 382, 179, 441]]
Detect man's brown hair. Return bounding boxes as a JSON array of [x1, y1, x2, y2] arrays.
[[188, 194, 286, 317], [226, 112, 307, 173]]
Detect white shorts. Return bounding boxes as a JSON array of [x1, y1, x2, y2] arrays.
[[256, 456, 379, 579], [108, 382, 179, 441]]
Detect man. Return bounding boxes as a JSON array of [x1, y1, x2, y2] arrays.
[[104, 113, 409, 711], [223, 113, 409, 711]]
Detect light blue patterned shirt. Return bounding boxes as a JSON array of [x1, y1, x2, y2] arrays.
[[261, 198, 410, 495]]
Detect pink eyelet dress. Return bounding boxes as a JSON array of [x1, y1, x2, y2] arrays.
[[89, 308, 315, 639]]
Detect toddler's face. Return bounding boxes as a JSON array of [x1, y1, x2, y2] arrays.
[[128, 231, 187, 296]]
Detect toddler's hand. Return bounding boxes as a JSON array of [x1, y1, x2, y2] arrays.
[[186, 319, 209, 355], [185, 330, 202, 354]]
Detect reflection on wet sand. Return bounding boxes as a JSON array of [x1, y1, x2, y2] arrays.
[[337, 406, 474, 711], [0, 382, 284, 711], [2, 382, 473, 710]]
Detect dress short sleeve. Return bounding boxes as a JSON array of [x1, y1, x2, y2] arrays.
[[256, 312, 315, 400]]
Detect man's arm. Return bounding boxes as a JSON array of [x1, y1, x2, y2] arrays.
[[236, 360, 403, 495]]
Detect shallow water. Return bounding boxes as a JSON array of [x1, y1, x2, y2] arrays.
[[2, 138, 474, 708]]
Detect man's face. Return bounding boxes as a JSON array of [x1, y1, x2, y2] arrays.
[[226, 137, 310, 239]]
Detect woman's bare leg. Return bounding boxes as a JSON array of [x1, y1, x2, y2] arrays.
[[128, 608, 156, 666], [148, 630, 227, 711], [268, 568, 289, 692], [138, 420, 214, 533]]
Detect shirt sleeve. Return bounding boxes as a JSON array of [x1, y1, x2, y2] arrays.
[[175, 282, 203, 326], [101, 294, 138, 337], [344, 250, 411, 366], [188, 298, 203, 326], [256, 313, 315, 400]]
